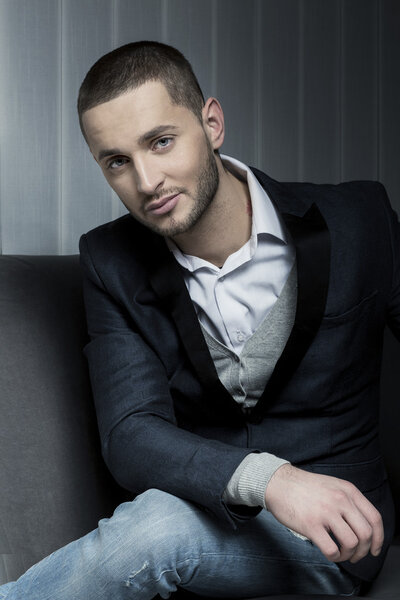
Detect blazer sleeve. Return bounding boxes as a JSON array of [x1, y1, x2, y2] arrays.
[[381, 184, 400, 340], [79, 234, 259, 528]]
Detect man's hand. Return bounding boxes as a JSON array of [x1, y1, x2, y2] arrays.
[[264, 464, 384, 564]]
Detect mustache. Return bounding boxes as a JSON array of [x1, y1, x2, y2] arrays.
[[148, 188, 185, 202]]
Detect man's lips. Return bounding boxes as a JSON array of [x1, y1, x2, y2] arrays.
[[145, 193, 181, 216]]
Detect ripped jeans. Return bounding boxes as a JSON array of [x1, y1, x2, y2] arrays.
[[0, 489, 360, 599]]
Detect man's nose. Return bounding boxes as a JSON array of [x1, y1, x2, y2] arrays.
[[134, 156, 163, 195]]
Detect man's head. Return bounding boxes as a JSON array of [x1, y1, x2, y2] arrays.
[[79, 42, 225, 240], [78, 41, 205, 142]]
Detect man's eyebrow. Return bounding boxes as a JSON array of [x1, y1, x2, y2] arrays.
[[98, 148, 124, 162], [97, 125, 179, 162], [137, 124, 179, 145]]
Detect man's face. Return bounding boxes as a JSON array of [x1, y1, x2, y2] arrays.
[[82, 81, 220, 238]]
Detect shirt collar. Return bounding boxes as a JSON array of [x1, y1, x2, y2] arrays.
[[221, 155, 288, 243]]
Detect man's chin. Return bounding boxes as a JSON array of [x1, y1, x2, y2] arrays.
[[140, 215, 190, 239]]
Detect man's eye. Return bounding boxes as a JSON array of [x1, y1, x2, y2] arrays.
[[108, 157, 128, 169], [154, 137, 172, 150]]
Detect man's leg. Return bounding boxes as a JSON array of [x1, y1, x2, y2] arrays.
[[0, 489, 360, 599], [0, 583, 12, 599]]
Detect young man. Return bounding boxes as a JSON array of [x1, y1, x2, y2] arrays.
[[0, 41, 398, 600]]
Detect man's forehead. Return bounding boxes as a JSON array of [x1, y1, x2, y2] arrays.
[[83, 83, 170, 127], [82, 82, 189, 151]]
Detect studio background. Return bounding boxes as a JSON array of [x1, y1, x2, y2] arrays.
[[0, 0, 399, 255], [0, 0, 399, 567]]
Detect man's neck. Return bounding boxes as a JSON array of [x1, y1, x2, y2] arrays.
[[171, 159, 252, 268]]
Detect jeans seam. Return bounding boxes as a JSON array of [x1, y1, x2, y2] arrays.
[[127, 552, 347, 586], [174, 551, 348, 569], [130, 557, 201, 586]]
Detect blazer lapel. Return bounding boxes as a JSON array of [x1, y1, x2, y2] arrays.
[[248, 169, 331, 423], [148, 240, 243, 419]]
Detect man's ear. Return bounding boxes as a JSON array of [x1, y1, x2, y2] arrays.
[[202, 97, 225, 151]]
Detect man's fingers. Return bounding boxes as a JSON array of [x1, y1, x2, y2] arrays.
[[325, 495, 384, 564], [352, 494, 384, 557], [339, 512, 373, 563], [312, 517, 370, 564], [310, 528, 341, 563]]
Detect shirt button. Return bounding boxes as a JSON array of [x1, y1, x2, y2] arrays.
[[236, 330, 245, 343]]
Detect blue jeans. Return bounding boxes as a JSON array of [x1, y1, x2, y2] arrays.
[[0, 489, 360, 599]]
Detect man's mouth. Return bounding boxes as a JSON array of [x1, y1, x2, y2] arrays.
[[145, 193, 181, 215]]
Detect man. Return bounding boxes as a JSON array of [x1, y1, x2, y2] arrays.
[[0, 41, 397, 599]]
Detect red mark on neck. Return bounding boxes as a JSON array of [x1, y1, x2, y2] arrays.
[[246, 198, 253, 216]]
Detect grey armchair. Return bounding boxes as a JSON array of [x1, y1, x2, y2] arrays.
[[0, 255, 398, 599]]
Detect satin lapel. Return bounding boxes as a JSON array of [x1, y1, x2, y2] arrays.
[[249, 171, 331, 424], [148, 243, 243, 418]]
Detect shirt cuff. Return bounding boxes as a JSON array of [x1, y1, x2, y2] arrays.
[[223, 452, 290, 508]]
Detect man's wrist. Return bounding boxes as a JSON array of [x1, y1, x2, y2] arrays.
[[264, 464, 310, 541]]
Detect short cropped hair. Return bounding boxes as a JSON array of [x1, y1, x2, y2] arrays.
[[77, 41, 205, 138]]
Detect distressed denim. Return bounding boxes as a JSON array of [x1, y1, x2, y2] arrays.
[[0, 489, 360, 599]]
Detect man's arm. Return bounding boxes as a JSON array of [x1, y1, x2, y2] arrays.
[[79, 234, 259, 528]]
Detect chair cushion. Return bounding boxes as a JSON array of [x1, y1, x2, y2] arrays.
[[0, 255, 125, 582], [365, 538, 400, 599]]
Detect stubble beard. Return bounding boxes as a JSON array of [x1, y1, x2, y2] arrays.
[[138, 142, 220, 238]]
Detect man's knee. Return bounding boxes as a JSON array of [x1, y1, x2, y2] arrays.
[[103, 489, 204, 560]]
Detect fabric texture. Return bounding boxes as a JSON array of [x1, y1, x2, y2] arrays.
[[223, 452, 289, 509]]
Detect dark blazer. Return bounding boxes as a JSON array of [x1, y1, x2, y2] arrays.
[[79, 169, 400, 582]]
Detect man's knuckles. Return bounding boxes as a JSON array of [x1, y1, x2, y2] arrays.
[[311, 532, 340, 562], [324, 547, 341, 562], [358, 524, 373, 543], [369, 510, 384, 530]]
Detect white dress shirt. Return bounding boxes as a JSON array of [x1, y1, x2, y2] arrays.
[[168, 155, 296, 354], [168, 156, 305, 526]]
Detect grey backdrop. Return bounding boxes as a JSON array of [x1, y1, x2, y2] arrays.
[[0, 0, 399, 546], [0, 0, 399, 255]]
